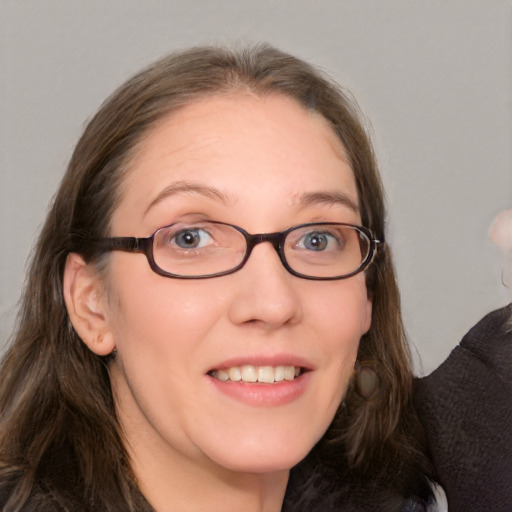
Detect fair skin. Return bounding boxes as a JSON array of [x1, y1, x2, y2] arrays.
[[64, 93, 372, 512]]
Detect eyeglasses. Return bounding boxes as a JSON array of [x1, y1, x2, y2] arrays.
[[93, 221, 383, 280]]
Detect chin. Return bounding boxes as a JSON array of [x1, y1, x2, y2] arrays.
[[216, 454, 304, 475], [204, 433, 319, 475]]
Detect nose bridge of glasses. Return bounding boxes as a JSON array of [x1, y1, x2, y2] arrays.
[[246, 232, 283, 255]]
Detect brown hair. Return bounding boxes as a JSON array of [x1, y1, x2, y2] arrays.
[[0, 45, 432, 511]]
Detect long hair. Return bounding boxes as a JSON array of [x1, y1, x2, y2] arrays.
[[0, 45, 433, 510]]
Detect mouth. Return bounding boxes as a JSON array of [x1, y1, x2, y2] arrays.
[[208, 365, 305, 384]]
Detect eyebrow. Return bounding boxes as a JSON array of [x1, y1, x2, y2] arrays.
[[298, 191, 360, 213], [144, 181, 359, 216], [144, 181, 235, 216]]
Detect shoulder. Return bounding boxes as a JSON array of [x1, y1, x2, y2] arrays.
[[459, 303, 512, 376], [0, 460, 154, 512], [414, 304, 512, 511], [284, 448, 438, 512], [0, 449, 90, 512], [415, 304, 512, 413], [0, 477, 69, 512]]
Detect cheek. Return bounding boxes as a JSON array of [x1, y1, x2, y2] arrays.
[[306, 277, 370, 381], [105, 255, 229, 354], [307, 275, 370, 342]]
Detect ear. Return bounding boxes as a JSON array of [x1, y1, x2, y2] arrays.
[[361, 294, 373, 334], [63, 253, 115, 356]]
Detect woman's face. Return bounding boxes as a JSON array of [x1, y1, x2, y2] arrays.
[[104, 93, 372, 477]]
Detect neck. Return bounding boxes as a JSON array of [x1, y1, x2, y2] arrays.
[[129, 437, 289, 512]]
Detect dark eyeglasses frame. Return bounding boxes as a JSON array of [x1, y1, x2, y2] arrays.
[[91, 221, 383, 280]]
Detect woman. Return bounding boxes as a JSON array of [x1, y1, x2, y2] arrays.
[[0, 44, 506, 512]]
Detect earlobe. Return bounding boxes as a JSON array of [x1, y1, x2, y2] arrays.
[[63, 253, 115, 356]]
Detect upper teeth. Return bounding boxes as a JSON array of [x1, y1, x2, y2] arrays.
[[211, 365, 301, 383]]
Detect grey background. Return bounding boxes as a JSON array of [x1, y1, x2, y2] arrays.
[[1, 0, 511, 374]]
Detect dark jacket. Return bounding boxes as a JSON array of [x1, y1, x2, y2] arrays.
[[414, 305, 512, 512], [2, 306, 511, 511]]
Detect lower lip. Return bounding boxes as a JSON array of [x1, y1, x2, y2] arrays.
[[207, 372, 311, 406]]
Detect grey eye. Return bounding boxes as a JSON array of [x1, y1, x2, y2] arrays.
[[173, 229, 213, 249], [298, 231, 339, 251]]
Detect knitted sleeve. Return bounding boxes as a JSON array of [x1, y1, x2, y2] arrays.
[[414, 304, 512, 512]]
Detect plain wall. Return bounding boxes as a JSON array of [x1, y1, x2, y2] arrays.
[[1, 0, 511, 374]]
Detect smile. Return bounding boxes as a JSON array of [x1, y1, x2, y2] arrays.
[[209, 365, 303, 383]]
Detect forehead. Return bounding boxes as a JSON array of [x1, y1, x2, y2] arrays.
[[113, 93, 358, 230], [135, 92, 346, 158]]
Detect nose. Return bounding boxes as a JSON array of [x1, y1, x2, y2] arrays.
[[227, 241, 303, 330]]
